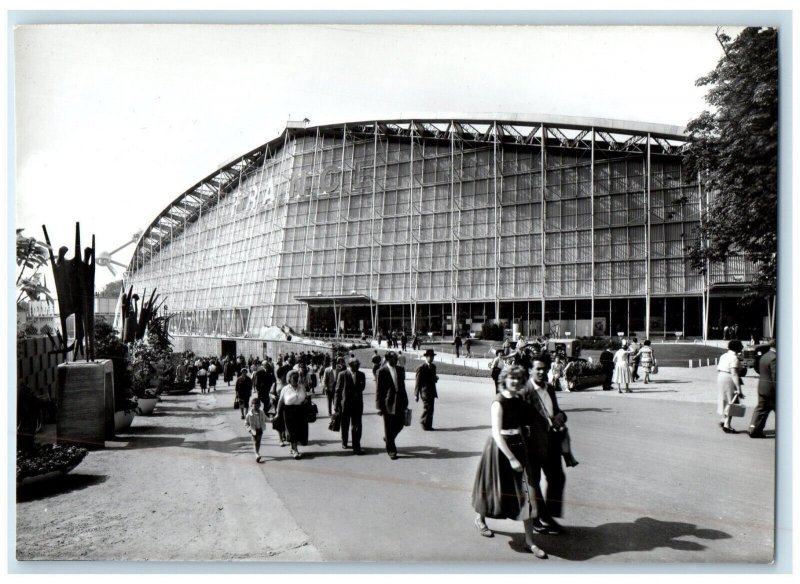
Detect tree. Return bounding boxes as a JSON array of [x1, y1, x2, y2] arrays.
[[97, 279, 124, 298], [684, 27, 778, 302], [15, 228, 53, 306]]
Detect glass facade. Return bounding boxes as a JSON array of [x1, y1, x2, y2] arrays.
[[125, 119, 757, 340]]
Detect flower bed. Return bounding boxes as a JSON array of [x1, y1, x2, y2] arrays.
[[564, 359, 606, 391], [17, 443, 88, 482]]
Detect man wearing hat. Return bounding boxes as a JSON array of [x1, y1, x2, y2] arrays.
[[415, 349, 439, 431]]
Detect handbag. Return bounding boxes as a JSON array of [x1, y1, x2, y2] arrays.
[[307, 400, 318, 423], [403, 408, 412, 427], [271, 414, 285, 432], [329, 412, 341, 432], [651, 360, 658, 375], [233, 397, 239, 409], [725, 393, 746, 417]]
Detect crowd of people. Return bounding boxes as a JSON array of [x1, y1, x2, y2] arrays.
[[167, 331, 776, 561]]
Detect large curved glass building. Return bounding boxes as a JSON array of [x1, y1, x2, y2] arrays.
[[124, 116, 762, 349]]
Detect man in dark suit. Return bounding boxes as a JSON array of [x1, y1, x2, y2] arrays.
[[335, 358, 366, 454], [375, 351, 408, 460], [414, 348, 439, 431], [599, 344, 614, 391], [748, 339, 776, 438], [523, 352, 569, 534]]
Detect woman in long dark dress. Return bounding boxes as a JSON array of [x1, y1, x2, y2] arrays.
[[276, 369, 309, 459], [471, 365, 547, 559]]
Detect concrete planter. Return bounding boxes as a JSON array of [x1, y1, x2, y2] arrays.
[[567, 375, 606, 391], [56, 360, 115, 449], [136, 397, 158, 416], [114, 410, 135, 432]]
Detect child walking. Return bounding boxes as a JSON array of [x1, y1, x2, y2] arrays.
[[245, 396, 268, 462]]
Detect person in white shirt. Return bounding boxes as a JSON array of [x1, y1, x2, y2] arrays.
[[523, 353, 570, 535], [717, 340, 744, 433]]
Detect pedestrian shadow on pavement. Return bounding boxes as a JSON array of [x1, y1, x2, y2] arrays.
[[499, 516, 730, 561], [125, 425, 206, 436], [180, 436, 253, 455], [111, 436, 187, 449], [427, 425, 491, 433], [392, 445, 480, 460], [17, 473, 108, 503], [563, 408, 615, 414]]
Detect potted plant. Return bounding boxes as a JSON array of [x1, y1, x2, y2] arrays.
[[93, 318, 140, 426], [16, 382, 88, 486], [114, 396, 138, 431], [130, 340, 159, 415], [564, 359, 606, 391]]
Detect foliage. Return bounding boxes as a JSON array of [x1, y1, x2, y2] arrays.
[[16, 229, 54, 306], [481, 322, 504, 341], [577, 336, 623, 350], [129, 340, 159, 398], [17, 444, 87, 481], [564, 359, 604, 381], [331, 342, 351, 361], [683, 27, 778, 297], [128, 316, 177, 397], [94, 318, 128, 359], [97, 279, 124, 298], [93, 318, 135, 410]]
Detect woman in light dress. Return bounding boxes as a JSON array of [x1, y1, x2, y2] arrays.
[[717, 340, 744, 434], [612, 341, 633, 393], [635, 340, 655, 384]]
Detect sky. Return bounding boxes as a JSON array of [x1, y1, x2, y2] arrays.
[[14, 23, 742, 292]]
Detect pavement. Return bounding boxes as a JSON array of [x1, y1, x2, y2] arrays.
[[14, 364, 776, 566]]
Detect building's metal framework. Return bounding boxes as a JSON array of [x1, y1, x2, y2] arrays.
[[124, 116, 756, 342]]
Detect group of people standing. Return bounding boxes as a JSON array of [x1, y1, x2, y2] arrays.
[[598, 337, 656, 393]]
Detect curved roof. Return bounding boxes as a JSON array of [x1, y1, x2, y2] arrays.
[[127, 116, 690, 275]]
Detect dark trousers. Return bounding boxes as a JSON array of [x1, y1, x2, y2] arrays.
[[420, 398, 435, 429], [491, 369, 501, 393], [325, 390, 335, 416], [749, 394, 775, 434], [455, 347, 460, 357], [632, 358, 641, 380], [341, 408, 363, 450], [531, 439, 566, 518], [383, 412, 405, 455], [602, 366, 613, 390]]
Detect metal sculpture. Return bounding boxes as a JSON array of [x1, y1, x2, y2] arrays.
[[42, 222, 96, 361], [120, 285, 163, 342]]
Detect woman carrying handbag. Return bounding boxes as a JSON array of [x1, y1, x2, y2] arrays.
[[717, 340, 745, 433]]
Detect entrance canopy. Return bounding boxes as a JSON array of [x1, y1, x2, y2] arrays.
[[295, 294, 376, 338], [294, 294, 375, 307]]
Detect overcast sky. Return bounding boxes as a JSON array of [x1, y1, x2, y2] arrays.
[[14, 24, 741, 291]]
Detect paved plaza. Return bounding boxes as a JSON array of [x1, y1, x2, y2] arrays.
[[16, 365, 776, 564]]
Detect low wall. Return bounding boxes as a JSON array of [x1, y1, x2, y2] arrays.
[[17, 336, 66, 399], [171, 335, 347, 359]]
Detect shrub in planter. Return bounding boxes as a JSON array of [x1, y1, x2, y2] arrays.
[[17, 443, 88, 482], [564, 359, 606, 390], [94, 318, 135, 411], [481, 322, 505, 341]]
